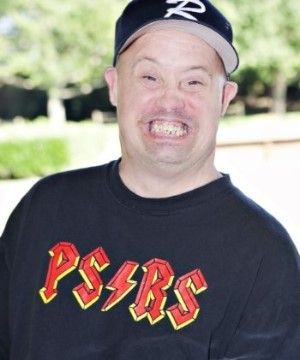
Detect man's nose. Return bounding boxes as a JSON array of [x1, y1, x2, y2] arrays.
[[156, 85, 185, 112]]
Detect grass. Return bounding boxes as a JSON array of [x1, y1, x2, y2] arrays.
[[0, 119, 111, 178], [0, 138, 69, 179], [1, 119, 110, 156]]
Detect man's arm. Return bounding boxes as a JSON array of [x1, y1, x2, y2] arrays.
[[0, 192, 32, 360], [0, 235, 10, 359], [223, 237, 300, 359]]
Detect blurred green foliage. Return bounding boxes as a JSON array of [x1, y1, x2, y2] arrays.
[[0, 0, 126, 90], [208, 0, 300, 113], [0, 138, 69, 178], [0, 0, 127, 122], [0, 0, 299, 116], [0, 120, 110, 178], [214, 0, 300, 79]]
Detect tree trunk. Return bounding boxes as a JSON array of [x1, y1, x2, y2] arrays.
[[47, 89, 66, 125], [271, 70, 287, 116]]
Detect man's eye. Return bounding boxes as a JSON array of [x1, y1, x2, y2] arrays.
[[188, 80, 203, 86], [142, 75, 157, 81]]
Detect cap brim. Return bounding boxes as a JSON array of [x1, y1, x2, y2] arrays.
[[118, 19, 239, 74]]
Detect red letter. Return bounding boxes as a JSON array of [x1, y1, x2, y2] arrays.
[[39, 242, 80, 303], [166, 269, 208, 330], [101, 261, 139, 312], [129, 258, 174, 325], [73, 247, 110, 309]]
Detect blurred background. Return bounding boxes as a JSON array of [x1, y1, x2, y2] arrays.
[[0, 0, 299, 250]]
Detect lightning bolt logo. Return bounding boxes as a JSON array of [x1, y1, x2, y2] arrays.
[[101, 261, 139, 312]]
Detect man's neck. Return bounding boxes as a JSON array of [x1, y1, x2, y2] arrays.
[[118, 158, 222, 198]]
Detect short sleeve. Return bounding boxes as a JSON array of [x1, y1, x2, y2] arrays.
[[0, 193, 32, 359], [223, 236, 300, 359], [0, 237, 10, 359]]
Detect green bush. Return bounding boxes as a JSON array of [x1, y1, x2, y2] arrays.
[[0, 137, 69, 179]]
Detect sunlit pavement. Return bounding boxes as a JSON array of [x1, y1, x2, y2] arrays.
[[1, 125, 299, 253], [215, 144, 300, 252]]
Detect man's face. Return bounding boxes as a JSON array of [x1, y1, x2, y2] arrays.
[[105, 30, 237, 173]]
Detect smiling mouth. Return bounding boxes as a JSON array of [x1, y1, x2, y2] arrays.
[[149, 120, 188, 137]]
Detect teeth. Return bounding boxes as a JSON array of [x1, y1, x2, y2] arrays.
[[150, 122, 187, 137]]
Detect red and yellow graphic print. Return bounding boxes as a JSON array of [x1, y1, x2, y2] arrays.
[[39, 242, 208, 330]]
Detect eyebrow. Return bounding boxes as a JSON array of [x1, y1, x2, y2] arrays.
[[133, 57, 212, 77], [183, 66, 212, 78], [132, 56, 159, 69]]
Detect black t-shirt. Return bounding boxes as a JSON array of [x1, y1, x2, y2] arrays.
[[0, 160, 299, 359]]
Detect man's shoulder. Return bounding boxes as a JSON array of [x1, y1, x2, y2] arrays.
[[226, 184, 298, 256], [37, 163, 107, 186], [32, 161, 112, 194], [18, 161, 115, 210]]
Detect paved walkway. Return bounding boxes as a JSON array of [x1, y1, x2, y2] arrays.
[[0, 177, 38, 230]]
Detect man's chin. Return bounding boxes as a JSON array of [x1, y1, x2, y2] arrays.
[[147, 152, 190, 168]]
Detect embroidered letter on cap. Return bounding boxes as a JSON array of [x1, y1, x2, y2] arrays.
[[164, 0, 206, 21]]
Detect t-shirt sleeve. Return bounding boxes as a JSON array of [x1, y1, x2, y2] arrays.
[[223, 235, 300, 360], [0, 236, 10, 359], [0, 194, 31, 360]]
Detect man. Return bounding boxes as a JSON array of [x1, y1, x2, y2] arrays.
[[0, 0, 299, 359]]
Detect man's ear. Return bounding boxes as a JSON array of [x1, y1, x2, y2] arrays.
[[221, 81, 238, 116], [104, 67, 118, 107]]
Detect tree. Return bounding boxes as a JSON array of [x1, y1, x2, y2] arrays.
[[214, 0, 300, 114], [0, 0, 9, 14], [0, 0, 126, 123]]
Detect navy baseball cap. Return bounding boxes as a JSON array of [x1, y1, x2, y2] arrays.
[[113, 0, 239, 74]]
